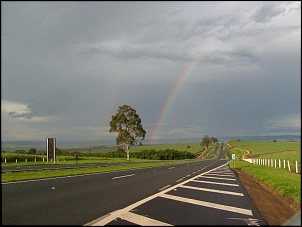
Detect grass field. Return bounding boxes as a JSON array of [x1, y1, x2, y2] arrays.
[[227, 140, 301, 163]]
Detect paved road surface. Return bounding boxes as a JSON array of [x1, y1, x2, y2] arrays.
[[2, 143, 266, 225]]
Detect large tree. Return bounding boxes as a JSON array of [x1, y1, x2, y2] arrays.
[[109, 104, 146, 161]]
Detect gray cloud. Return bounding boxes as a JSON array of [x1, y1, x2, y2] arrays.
[[252, 2, 286, 23], [1, 1, 300, 141]]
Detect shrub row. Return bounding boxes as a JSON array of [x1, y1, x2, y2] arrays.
[[100, 149, 195, 160]]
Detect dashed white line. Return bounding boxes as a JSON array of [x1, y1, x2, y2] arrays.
[[159, 185, 172, 191], [176, 178, 184, 183], [112, 174, 135, 180]]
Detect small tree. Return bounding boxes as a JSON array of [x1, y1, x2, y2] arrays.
[[200, 135, 211, 150], [109, 104, 146, 161], [27, 148, 37, 154]]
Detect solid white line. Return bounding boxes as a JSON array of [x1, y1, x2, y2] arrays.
[[179, 185, 243, 196], [206, 172, 233, 176], [191, 179, 239, 187], [168, 167, 175, 169], [119, 211, 173, 226], [159, 194, 252, 216], [112, 174, 135, 180], [199, 176, 236, 181]]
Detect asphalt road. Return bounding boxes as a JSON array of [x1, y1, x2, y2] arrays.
[[1, 143, 266, 225]]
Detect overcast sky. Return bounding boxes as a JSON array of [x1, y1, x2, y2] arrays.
[[1, 1, 301, 142]]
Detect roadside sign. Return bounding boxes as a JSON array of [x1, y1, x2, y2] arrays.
[[232, 154, 236, 160]]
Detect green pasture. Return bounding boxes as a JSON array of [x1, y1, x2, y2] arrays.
[[228, 140, 301, 163]]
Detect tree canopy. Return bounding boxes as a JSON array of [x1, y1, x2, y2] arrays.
[[109, 104, 146, 160], [200, 135, 218, 150]]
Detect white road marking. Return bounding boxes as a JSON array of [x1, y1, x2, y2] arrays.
[[112, 174, 135, 180], [159, 194, 252, 216], [168, 167, 175, 170], [118, 211, 173, 226], [159, 185, 172, 191], [86, 162, 249, 226], [206, 172, 234, 176], [191, 179, 239, 187], [179, 185, 244, 196], [199, 176, 236, 181]]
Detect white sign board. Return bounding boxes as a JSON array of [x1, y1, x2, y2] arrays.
[[232, 154, 236, 160]]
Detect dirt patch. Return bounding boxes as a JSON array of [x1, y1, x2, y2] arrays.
[[234, 169, 300, 225]]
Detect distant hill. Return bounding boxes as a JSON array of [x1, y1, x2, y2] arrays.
[[1, 135, 300, 152], [218, 135, 301, 142]]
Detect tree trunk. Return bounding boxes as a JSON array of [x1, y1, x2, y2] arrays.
[[125, 144, 130, 161]]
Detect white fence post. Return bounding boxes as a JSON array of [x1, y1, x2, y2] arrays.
[[274, 159, 276, 168], [5, 158, 7, 163], [16, 159, 18, 163], [271, 159, 273, 167], [43, 158, 44, 162], [25, 159, 27, 162], [35, 158, 36, 162], [296, 161, 298, 173], [284, 160, 286, 169], [287, 160, 291, 172], [279, 159, 281, 168]]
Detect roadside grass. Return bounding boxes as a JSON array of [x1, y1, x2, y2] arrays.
[[1, 159, 202, 183], [1, 157, 162, 167], [229, 160, 301, 205]]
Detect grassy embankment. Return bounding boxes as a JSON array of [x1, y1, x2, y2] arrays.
[[227, 140, 301, 205]]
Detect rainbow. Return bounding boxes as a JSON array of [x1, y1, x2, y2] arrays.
[[150, 52, 202, 142]]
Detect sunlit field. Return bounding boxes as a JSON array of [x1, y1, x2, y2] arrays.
[[228, 140, 301, 163]]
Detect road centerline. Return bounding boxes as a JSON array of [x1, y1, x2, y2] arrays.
[[112, 174, 135, 180]]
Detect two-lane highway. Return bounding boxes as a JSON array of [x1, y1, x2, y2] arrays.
[[2, 143, 266, 225], [2, 158, 225, 225]]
